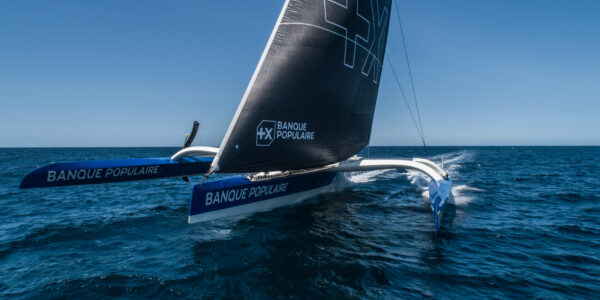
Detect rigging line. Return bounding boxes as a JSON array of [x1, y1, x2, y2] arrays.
[[394, 0, 429, 158], [394, 0, 425, 140], [386, 54, 426, 148]]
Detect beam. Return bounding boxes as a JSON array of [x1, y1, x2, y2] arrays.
[[170, 146, 219, 161], [328, 158, 445, 181]]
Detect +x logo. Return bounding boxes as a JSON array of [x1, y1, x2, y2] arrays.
[[256, 120, 276, 146]]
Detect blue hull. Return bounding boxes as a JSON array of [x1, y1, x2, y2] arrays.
[[20, 156, 213, 189], [190, 171, 452, 235], [189, 171, 338, 223], [429, 178, 453, 235]]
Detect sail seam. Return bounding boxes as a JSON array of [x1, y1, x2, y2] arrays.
[[280, 22, 383, 66]]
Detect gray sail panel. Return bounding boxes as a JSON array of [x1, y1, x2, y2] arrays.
[[213, 0, 392, 173]]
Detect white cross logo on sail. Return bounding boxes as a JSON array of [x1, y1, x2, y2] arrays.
[[256, 120, 276, 146], [257, 128, 273, 140], [321, 0, 388, 83], [324, 0, 370, 69]]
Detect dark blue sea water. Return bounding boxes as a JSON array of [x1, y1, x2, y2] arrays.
[[1, 147, 599, 299]]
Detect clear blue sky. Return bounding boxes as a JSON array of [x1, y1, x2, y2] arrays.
[[1, 0, 598, 147]]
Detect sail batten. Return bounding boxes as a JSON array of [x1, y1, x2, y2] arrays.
[[214, 0, 392, 173]]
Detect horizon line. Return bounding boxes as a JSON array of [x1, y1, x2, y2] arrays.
[[1, 145, 599, 149]]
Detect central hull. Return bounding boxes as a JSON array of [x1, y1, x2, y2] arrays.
[[189, 162, 453, 235], [189, 171, 338, 223]]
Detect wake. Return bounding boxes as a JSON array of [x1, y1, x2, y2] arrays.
[[411, 150, 480, 206], [343, 150, 481, 206], [343, 169, 391, 183]]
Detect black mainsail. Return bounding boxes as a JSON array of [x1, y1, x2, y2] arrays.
[[213, 0, 392, 173]]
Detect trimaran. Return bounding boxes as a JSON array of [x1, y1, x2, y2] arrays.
[[20, 0, 453, 234]]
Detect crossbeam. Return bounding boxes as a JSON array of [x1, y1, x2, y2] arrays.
[[170, 146, 219, 161], [328, 158, 446, 181]]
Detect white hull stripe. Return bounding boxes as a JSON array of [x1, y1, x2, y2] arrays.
[[189, 172, 338, 223], [188, 184, 333, 224]]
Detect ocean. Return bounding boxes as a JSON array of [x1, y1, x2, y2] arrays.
[[0, 147, 598, 299]]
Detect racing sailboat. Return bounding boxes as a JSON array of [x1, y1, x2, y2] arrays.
[[20, 0, 452, 234]]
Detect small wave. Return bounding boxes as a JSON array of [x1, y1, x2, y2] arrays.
[[512, 177, 530, 182], [432, 149, 471, 165], [425, 150, 475, 176], [151, 205, 169, 211], [344, 169, 391, 183], [538, 192, 596, 202], [418, 184, 481, 207], [453, 185, 486, 193], [210, 229, 232, 236], [421, 189, 430, 201], [555, 224, 598, 236], [404, 169, 430, 187], [0, 214, 163, 259], [451, 185, 481, 206]]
